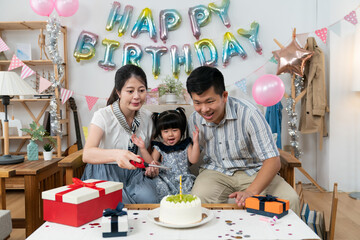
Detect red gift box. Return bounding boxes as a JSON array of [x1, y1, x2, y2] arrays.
[[42, 178, 123, 227]]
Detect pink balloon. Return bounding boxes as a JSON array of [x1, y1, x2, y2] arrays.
[[55, 0, 79, 17], [29, 0, 55, 16], [252, 74, 285, 107]]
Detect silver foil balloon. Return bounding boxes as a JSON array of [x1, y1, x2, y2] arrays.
[[122, 43, 143, 67], [188, 5, 211, 40], [208, 0, 231, 28], [105, 1, 133, 37], [144, 46, 168, 79], [159, 9, 182, 44], [170, 44, 193, 79]]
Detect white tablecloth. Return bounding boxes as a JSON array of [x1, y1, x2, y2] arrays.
[[27, 209, 319, 240]]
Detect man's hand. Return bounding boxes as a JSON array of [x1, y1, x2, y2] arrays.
[[228, 190, 254, 207], [192, 125, 199, 143]]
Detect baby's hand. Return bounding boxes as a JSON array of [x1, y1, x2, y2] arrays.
[[131, 134, 145, 149], [144, 160, 160, 178], [192, 126, 199, 143]]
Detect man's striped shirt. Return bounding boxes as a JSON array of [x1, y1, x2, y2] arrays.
[[188, 96, 279, 176]]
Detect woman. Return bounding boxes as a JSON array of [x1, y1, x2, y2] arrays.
[[82, 64, 159, 204]]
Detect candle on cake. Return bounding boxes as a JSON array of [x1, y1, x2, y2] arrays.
[[179, 175, 182, 200]]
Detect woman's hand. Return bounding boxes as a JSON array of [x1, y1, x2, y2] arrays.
[[115, 149, 140, 170], [144, 160, 160, 178], [131, 134, 146, 149]]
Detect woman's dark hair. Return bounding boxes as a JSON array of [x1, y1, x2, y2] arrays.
[[152, 107, 188, 140], [186, 66, 225, 96], [106, 64, 148, 106]]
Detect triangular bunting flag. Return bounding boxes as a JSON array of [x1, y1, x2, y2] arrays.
[[0, 37, 9, 52], [60, 88, 74, 105], [296, 33, 310, 47], [85, 96, 99, 111], [269, 56, 278, 64], [344, 10, 358, 25], [8, 54, 24, 70], [39, 77, 53, 93], [235, 78, 247, 93], [315, 27, 328, 44], [20, 65, 35, 79]]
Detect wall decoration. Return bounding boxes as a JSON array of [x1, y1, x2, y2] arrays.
[[188, 5, 211, 40], [344, 10, 358, 25], [15, 43, 32, 60], [30, 0, 54, 16], [20, 65, 35, 79], [237, 21, 263, 55], [170, 44, 193, 79], [85, 96, 99, 111], [131, 8, 157, 43], [46, 17, 65, 136], [73, 31, 99, 62], [144, 46, 168, 79], [208, 0, 231, 28], [8, 54, 24, 71], [314, 28, 328, 44], [122, 43, 142, 66], [98, 38, 120, 71], [55, 0, 79, 17], [194, 38, 218, 67], [272, 38, 313, 76], [252, 74, 285, 107], [159, 9, 182, 44], [222, 32, 247, 67], [0, 37, 9, 52], [106, 1, 133, 37]]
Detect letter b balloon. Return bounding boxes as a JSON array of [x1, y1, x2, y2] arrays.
[[252, 74, 285, 107]]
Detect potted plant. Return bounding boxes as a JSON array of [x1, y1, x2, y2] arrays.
[[43, 136, 56, 161], [21, 121, 46, 160], [157, 76, 184, 104]]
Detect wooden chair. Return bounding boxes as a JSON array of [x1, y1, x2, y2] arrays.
[[0, 169, 15, 210], [327, 183, 338, 240], [59, 148, 301, 188], [296, 181, 304, 213], [0, 169, 15, 240]]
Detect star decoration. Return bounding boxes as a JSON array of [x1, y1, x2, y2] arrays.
[[272, 39, 313, 76]]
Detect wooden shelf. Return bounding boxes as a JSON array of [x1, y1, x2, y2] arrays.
[[0, 134, 68, 140], [0, 60, 54, 66], [0, 21, 66, 33], [0, 21, 70, 157], [11, 98, 52, 102]]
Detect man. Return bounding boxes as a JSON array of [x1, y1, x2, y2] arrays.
[[187, 66, 300, 214]]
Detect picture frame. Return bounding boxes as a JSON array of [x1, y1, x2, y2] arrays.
[[15, 43, 32, 60]]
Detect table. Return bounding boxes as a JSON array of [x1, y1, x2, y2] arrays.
[[0, 157, 62, 237], [27, 208, 320, 240]]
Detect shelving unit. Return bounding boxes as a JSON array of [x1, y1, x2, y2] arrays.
[[0, 21, 70, 157]]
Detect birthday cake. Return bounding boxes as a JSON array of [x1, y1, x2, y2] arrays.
[[159, 194, 202, 225]]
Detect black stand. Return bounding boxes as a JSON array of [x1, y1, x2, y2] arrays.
[[0, 95, 24, 165]]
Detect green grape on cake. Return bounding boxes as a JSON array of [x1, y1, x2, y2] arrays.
[[166, 194, 197, 203]]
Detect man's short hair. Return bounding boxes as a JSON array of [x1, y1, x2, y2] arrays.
[[186, 66, 225, 96]]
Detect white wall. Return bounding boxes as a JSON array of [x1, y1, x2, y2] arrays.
[[1, 0, 359, 191], [326, 0, 360, 192]]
